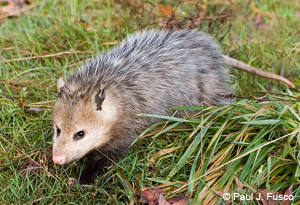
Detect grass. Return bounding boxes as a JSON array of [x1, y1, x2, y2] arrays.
[[1, 0, 300, 204]]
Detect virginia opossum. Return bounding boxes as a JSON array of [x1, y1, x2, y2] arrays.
[[52, 30, 293, 185]]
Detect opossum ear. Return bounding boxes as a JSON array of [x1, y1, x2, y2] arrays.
[[57, 77, 65, 93], [95, 85, 105, 111]]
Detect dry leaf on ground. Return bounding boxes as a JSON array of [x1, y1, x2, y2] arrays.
[[253, 190, 280, 205], [166, 195, 189, 205], [234, 176, 248, 191], [157, 4, 172, 17], [158, 194, 170, 205], [140, 188, 189, 205], [20, 159, 40, 176], [0, 0, 35, 20], [140, 188, 163, 203], [281, 184, 293, 205]]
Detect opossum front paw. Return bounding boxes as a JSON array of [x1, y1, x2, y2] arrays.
[[79, 174, 94, 185], [79, 168, 101, 185], [68, 177, 77, 186]]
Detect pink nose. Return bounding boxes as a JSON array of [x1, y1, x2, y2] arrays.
[[53, 155, 66, 165]]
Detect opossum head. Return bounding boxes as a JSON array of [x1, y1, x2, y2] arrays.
[[52, 77, 118, 165]]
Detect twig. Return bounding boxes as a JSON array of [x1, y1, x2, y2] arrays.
[[0, 51, 94, 63], [250, 0, 276, 19], [1, 93, 15, 101]]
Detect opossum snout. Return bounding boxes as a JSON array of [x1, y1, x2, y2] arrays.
[[53, 155, 66, 165]]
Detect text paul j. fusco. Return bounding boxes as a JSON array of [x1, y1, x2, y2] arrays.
[[223, 192, 294, 201]]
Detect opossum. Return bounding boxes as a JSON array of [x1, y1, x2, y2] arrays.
[[52, 30, 293, 185]]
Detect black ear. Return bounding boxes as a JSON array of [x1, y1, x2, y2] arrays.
[[95, 86, 105, 111]]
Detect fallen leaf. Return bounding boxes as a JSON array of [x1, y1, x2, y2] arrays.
[[166, 195, 189, 205], [20, 159, 40, 176], [140, 188, 163, 203], [141, 188, 189, 205], [212, 190, 232, 205], [234, 176, 247, 191], [281, 184, 293, 205], [0, 0, 34, 21], [0, 1, 19, 14], [158, 194, 170, 205], [212, 190, 225, 197], [157, 4, 172, 17]]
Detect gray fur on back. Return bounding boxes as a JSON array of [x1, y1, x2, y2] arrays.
[[59, 30, 233, 149]]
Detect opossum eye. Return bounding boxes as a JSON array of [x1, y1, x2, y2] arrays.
[[74, 131, 85, 140], [56, 127, 61, 137]]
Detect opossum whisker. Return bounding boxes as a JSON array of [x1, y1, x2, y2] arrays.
[[257, 90, 300, 100], [66, 146, 97, 172], [236, 96, 300, 102]]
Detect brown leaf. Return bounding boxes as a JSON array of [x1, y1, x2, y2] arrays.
[[253, 190, 280, 205], [0, 0, 31, 20], [140, 188, 163, 203], [166, 195, 189, 205], [158, 194, 170, 205], [0, 1, 19, 14], [281, 185, 293, 205], [20, 159, 40, 176], [234, 176, 248, 191], [212, 190, 231, 205], [157, 4, 172, 17], [212, 190, 225, 197]]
